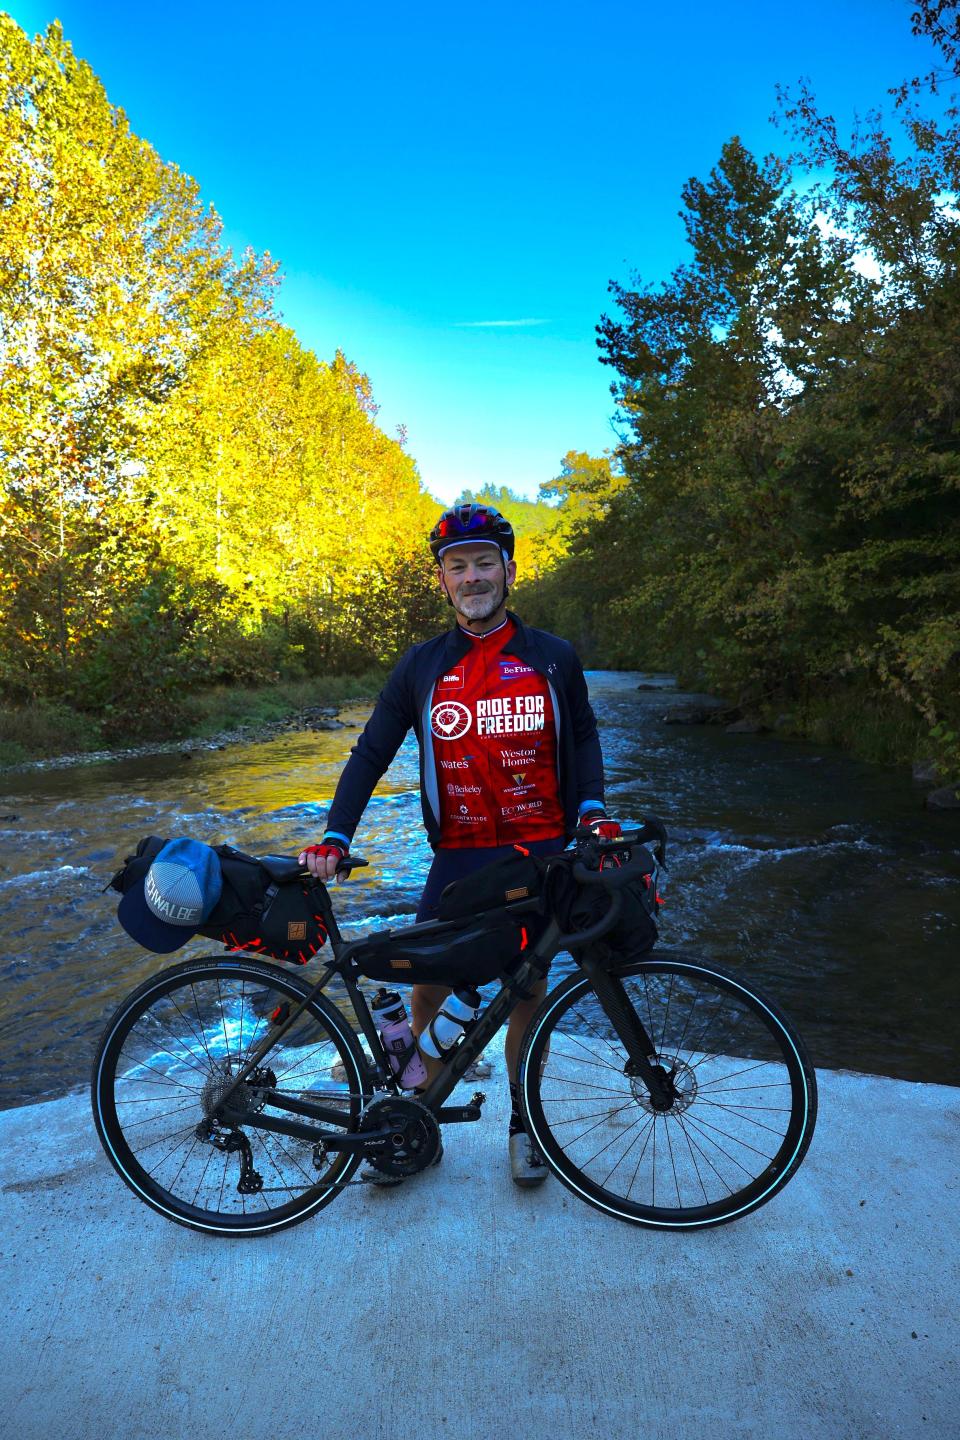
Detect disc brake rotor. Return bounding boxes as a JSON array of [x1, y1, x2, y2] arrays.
[[631, 1056, 697, 1115]]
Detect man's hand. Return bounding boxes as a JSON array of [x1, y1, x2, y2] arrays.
[[581, 811, 623, 843], [298, 839, 348, 880]]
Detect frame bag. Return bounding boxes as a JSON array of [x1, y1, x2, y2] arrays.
[[436, 846, 548, 921], [355, 912, 534, 988]]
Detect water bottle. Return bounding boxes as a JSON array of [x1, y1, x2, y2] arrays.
[[371, 989, 428, 1089], [418, 986, 482, 1060]]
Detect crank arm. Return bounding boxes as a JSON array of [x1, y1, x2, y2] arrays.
[[437, 1091, 486, 1123]]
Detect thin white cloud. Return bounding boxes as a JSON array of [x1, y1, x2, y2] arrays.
[[454, 317, 550, 328]]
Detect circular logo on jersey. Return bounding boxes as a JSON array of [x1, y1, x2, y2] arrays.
[[431, 701, 472, 740]]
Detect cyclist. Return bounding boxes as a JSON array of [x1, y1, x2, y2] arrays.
[[299, 502, 622, 1186]]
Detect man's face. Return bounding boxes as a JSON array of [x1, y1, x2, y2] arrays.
[[438, 542, 518, 622]]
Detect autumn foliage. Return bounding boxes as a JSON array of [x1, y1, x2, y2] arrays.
[[0, 19, 442, 736], [521, 4, 960, 774]]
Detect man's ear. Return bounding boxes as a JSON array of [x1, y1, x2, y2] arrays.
[[506, 558, 518, 587]]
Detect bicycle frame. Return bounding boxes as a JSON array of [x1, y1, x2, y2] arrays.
[[214, 845, 675, 1150]]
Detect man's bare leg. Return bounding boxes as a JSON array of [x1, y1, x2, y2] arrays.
[[413, 979, 548, 1082]]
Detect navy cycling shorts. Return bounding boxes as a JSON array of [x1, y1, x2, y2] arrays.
[[416, 835, 566, 923]]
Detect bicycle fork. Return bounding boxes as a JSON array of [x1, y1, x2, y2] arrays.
[[577, 951, 678, 1112]]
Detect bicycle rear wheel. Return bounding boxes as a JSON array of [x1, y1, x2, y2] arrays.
[[519, 952, 817, 1229], [91, 956, 370, 1236]]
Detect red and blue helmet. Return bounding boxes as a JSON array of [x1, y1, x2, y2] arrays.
[[429, 503, 515, 563]]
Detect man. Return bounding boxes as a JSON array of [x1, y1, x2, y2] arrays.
[[299, 502, 621, 1186]]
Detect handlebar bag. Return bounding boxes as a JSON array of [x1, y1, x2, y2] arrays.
[[550, 845, 661, 956], [109, 837, 329, 965], [356, 913, 532, 987]]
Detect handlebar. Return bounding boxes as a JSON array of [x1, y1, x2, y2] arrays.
[[550, 814, 667, 949]]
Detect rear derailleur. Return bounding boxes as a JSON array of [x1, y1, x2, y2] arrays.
[[195, 1118, 264, 1195]]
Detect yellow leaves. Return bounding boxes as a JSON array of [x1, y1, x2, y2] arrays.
[[0, 14, 447, 702]]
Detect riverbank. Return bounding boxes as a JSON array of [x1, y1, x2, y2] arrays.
[[2, 1056, 957, 1439], [0, 672, 386, 773]]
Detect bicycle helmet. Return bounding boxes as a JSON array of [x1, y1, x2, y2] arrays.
[[429, 503, 515, 563]]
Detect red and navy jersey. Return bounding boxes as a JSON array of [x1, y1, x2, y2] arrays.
[[429, 618, 565, 847], [324, 610, 605, 850]]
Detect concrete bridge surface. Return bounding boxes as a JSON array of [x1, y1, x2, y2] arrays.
[[2, 1057, 957, 1440]]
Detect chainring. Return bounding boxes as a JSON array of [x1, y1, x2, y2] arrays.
[[358, 1095, 441, 1178]]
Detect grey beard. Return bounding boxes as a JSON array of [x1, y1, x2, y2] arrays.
[[454, 586, 502, 621]]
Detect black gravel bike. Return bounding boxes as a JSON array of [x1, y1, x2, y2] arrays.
[[91, 823, 818, 1237]]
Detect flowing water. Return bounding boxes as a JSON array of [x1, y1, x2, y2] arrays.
[[1, 671, 958, 1110]]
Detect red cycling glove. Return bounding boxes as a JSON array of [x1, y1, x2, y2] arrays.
[[581, 811, 625, 870], [298, 839, 348, 877], [581, 811, 623, 842]]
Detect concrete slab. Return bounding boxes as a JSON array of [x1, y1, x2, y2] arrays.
[[1, 1054, 958, 1440]]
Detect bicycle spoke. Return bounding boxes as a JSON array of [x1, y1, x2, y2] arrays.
[[545, 1105, 637, 1126], [551, 1021, 625, 1072], [143, 1121, 202, 1173], [190, 1142, 218, 1207], [539, 1072, 631, 1097], [578, 1112, 652, 1176], [680, 1112, 774, 1172], [216, 978, 232, 1068], [258, 1131, 318, 1192], [116, 1100, 197, 1131], [676, 1112, 711, 1205], [623, 1113, 657, 1202], [552, 1094, 641, 1152], [597, 1110, 656, 1189], [190, 984, 219, 1069], [695, 1098, 791, 1137], [543, 1042, 628, 1078], [115, 1064, 200, 1097], [564, 1004, 631, 1066]]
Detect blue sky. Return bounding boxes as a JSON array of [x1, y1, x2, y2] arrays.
[[7, 1, 933, 501]]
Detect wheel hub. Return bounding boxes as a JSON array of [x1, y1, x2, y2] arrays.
[[631, 1056, 697, 1115], [357, 1096, 440, 1178]]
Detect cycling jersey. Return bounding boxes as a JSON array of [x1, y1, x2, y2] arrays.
[[324, 611, 604, 850], [431, 617, 565, 846]]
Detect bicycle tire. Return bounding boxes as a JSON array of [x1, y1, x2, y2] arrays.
[[518, 951, 817, 1230], [91, 956, 371, 1236]]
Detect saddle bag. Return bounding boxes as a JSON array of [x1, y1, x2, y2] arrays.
[[109, 836, 329, 964]]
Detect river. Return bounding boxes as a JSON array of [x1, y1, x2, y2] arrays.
[[1, 671, 958, 1109]]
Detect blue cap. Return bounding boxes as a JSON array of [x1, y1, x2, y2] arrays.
[[118, 838, 223, 954]]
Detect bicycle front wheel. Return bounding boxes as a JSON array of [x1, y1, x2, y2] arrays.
[[92, 956, 371, 1236], [519, 953, 817, 1230]]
